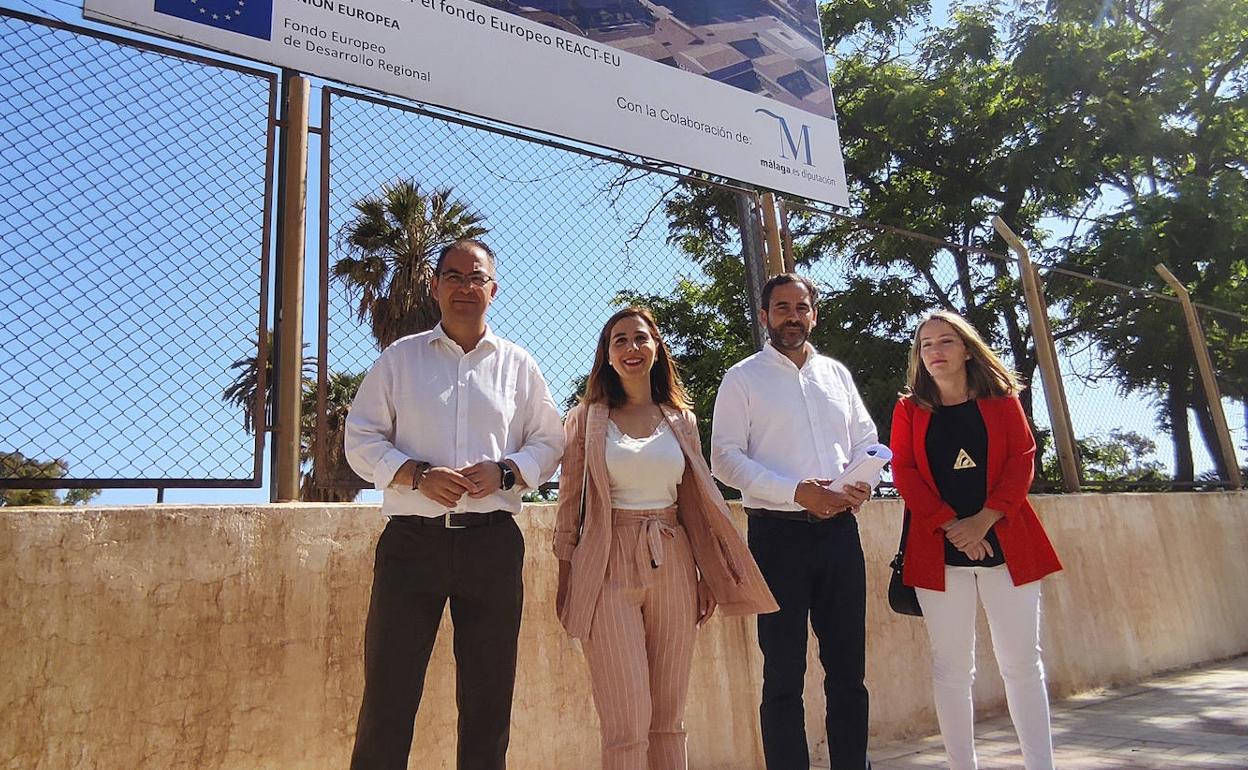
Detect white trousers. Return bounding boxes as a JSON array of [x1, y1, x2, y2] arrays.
[[916, 565, 1054, 770]]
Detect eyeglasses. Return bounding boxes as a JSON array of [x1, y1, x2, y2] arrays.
[[439, 271, 495, 289]]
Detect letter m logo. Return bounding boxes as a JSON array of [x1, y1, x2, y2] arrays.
[[755, 109, 814, 166]]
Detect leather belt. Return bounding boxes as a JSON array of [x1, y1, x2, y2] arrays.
[[392, 510, 513, 529], [745, 507, 848, 523]]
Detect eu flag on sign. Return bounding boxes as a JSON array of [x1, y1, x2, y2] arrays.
[[154, 0, 273, 40]]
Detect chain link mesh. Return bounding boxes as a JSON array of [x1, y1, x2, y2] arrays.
[[784, 203, 1056, 488], [790, 199, 1245, 490], [1207, 311, 1248, 479], [0, 10, 274, 486], [312, 88, 729, 490], [309, 87, 1246, 494], [1039, 271, 1166, 487], [3, 10, 1242, 496], [1043, 268, 1244, 488]]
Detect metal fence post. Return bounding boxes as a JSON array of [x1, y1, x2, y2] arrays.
[[993, 216, 1081, 493], [760, 191, 784, 277], [777, 198, 795, 273], [735, 191, 768, 351], [314, 89, 333, 489], [1155, 264, 1243, 489], [274, 75, 310, 502]]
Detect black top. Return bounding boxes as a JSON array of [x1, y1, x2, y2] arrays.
[[925, 400, 1004, 568]]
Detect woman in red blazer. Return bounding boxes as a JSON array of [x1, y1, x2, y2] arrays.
[[890, 311, 1061, 770]]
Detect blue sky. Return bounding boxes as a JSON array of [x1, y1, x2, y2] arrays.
[[2, 0, 1242, 505]]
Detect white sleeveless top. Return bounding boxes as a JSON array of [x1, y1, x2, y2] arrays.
[[605, 418, 685, 509]]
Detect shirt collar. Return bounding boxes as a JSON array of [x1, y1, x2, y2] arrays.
[[762, 340, 816, 371], [479, 326, 499, 350], [430, 322, 497, 353]]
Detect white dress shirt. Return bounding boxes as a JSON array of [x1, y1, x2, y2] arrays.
[[710, 343, 879, 510], [344, 324, 565, 517]]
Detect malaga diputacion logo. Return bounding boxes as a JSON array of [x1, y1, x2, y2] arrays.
[[154, 0, 274, 40]]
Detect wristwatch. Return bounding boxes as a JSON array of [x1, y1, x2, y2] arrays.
[[410, 461, 431, 490], [496, 461, 516, 491]]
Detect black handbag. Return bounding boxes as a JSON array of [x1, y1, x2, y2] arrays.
[[888, 509, 923, 616]]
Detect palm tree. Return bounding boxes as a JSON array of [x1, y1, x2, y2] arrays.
[[299, 370, 366, 502], [223, 332, 336, 500], [221, 330, 314, 436], [333, 179, 488, 350]]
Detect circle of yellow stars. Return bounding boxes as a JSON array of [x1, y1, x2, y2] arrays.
[[189, 0, 247, 22]]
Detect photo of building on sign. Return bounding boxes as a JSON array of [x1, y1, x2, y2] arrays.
[[474, 0, 834, 118]]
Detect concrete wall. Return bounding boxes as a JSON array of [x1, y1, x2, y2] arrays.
[[2, 492, 1245, 769]]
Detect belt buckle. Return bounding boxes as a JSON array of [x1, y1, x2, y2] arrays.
[[444, 513, 468, 530]]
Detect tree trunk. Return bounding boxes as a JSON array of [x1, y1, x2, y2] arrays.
[[1190, 385, 1231, 481], [1167, 372, 1195, 483], [952, 227, 977, 314], [734, 191, 768, 350], [1016, 357, 1048, 484]]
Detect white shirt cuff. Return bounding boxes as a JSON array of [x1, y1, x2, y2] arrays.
[[373, 449, 412, 491], [506, 452, 540, 492]]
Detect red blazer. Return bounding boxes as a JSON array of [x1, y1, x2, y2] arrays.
[[890, 395, 1062, 591]]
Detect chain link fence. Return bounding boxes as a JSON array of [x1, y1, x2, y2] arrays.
[[0, 9, 275, 494], [781, 200, 1057, 489], [1039, 269, 1182, 488], [786, 198, 1245, 491], [1211, 311, 1248, 479], [3, 9, 1243, 501], [309, 86, 750, 494]]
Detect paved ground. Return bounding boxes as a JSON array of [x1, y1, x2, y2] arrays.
[[865, 656, 1248, 769]]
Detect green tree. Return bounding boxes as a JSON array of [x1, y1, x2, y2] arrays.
[[1041, 429, 1166, 489], [817, 1, 1120, 452], [221, 334, 360, 502], [221, 331, 315, 436], [299, 370, 367, 503], [333, 179, 488, 351], [598, 0, 1248, 488], [0, 452, 99, 506], [1043, 0, 1248, 481], [814, 0, 1247, 483]]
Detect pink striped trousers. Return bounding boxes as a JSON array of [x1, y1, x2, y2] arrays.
[[582, 505, 699, 770]]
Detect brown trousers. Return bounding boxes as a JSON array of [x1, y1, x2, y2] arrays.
[[582, 507, 699, 770], [350, 515, 525, 770]]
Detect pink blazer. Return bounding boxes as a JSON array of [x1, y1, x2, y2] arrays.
[[554, 402, 778, 640]]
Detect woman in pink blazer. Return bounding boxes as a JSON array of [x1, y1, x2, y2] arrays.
[[890, 311, 1062, 770], [554, 307, 776, 770]]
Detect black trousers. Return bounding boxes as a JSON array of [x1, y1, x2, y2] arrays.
[[748, 512, 870, 770], [350, 516, 525, 770]]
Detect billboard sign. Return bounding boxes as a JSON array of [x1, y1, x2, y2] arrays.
[[84, 0, 849, 206]]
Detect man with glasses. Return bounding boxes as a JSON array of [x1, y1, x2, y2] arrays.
[[345, 238, 564, 770]]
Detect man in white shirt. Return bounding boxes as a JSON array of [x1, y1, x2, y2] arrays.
[[344, 239, 564, 770], [711, 273, 878, 770]]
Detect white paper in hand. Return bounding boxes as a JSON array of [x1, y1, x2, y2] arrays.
[[828, 444, 893, 492]]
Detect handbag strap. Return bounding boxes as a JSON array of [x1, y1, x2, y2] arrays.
[[891, 508, 912, 570], [575, 416, 589, 540]]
